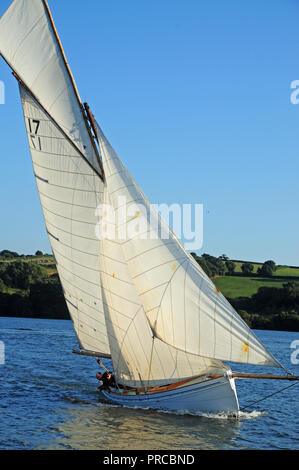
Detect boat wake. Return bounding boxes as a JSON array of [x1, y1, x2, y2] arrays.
[[97, 399, 266, 420], [200, 409, 267, 420]]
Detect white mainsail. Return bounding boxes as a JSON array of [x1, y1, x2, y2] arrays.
[[19, 83, 109, 355], [0, 0, 108, 354], [0, 0, 101, 174], [96, 125, 280, 369]]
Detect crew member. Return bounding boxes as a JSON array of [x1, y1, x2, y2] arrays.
[[96, 371, 116, 391]]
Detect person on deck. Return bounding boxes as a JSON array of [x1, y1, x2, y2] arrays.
[[96, 371, 116, 391]]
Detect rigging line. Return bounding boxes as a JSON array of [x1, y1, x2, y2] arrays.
[[240, 381, 299, 412], [184, 262, 188, 355]]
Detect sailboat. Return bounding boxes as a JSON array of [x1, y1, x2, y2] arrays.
[[0, 0, 297, 415]]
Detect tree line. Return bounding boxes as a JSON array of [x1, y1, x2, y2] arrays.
[[0, 250, 298, 331], [0, 249, 50, 259], [0, 258, 68, 319], [190, 253, 278, 277], [230, 281, 299, 331]]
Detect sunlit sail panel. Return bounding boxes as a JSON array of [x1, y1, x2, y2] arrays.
[[19, 83, 109, 355], [96, 125, 280, 368], [0, 0, 101, 174], [100, 187, 225, 387]]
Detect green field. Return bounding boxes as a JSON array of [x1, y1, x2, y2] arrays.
[[0, 255, 56, 275], [213, 275, 299, 299], [232, 261, 261, 274], [274, 265, 299, 277], [2, 253, 299, 300], [231, 261, 299, 278]]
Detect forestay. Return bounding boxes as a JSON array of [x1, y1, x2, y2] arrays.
[[19, 84, 110, 355], [96, 125, 280, 369], [0, 0, 101, 174]]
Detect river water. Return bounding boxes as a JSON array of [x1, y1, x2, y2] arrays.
[[0, 317, 298, 450]]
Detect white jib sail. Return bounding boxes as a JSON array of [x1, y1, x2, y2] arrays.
[[100, 187, 224, 387], [0, 0, 101, 174], [19, 83, 110, 355], [96, 125, 280, 368]]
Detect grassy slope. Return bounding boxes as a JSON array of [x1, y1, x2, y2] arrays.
[[213, 276, 290, 299], [212, 261, 299, 299], [0, 256, 56, 276], [1, 255, 299, 300], [232, 261, 299, 277]]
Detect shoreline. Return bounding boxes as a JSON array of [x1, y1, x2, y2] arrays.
[[0, 312, 298, 333]]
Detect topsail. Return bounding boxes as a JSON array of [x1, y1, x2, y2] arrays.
[[0, 0, 102, 174]]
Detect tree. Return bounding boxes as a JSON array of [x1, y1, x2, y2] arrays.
[[0, 261, 48, 290], [0, 250, 19, 259], [219, 254, 229, 261], [35, 250, 43, 257], [238, 310, 252, 327], [0, 279, 7, 293], [283, 281, 299, 300], [29, 278, 69, 318], [241, 262, 254, 276], [225, 260, 236, 275], [257, 260, 276, 277], [196, 258, 212, 277]]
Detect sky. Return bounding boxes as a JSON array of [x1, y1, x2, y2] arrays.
[[0, 0, 298, 265]]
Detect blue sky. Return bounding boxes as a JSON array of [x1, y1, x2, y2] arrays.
[[0, 0, 298, 265]]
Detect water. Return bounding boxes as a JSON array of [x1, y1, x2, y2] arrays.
[[0, 317, 298, 450]]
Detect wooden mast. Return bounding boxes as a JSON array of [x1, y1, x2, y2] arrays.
[[42, 0, 104, 180], [42, 0, 81, 105], [84, 102, 105, 177]]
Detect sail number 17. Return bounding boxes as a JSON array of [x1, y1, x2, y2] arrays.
[[28, 118, 42, 151]]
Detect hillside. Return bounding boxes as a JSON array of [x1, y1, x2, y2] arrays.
[[0, 250, 299, 331]]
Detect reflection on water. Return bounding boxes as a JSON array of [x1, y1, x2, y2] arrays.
[[41, 402, 244, 450]]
